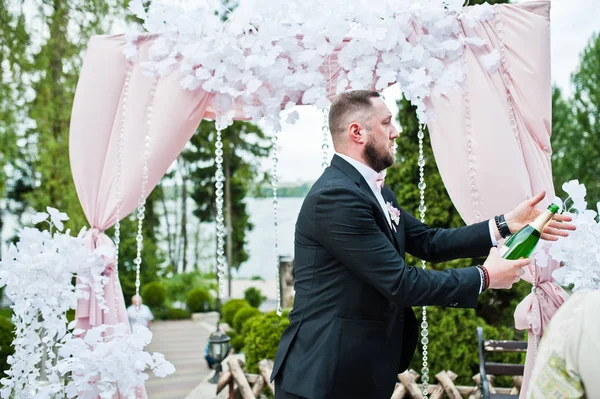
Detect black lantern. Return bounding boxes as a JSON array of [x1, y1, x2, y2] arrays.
[[208, 326, 231, 383]]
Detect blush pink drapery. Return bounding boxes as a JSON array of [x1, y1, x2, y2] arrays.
[[69, 2, 558, 396], [427, 2, 565, 396]]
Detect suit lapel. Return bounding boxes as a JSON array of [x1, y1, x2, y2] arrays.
[[331, 155, 400, 250]]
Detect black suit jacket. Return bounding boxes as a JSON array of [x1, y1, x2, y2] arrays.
[[271, 155, 492, 399]]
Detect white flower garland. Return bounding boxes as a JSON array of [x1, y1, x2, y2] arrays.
[[533, 180, 600, 291], [125, 0, 497, 129], [0, 208, 174, 398], [56, 324, 175, 399]]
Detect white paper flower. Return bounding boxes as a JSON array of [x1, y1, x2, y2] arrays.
[[122, 0, 497, 128], [562, 179, 587, 212], [0, 209, 126, 398], [56, 324, 175, 398], [542, 181, 600, 291], [46, 206, 69, 232]]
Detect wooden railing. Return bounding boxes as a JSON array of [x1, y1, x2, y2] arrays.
[[216, 360, 522, 399]]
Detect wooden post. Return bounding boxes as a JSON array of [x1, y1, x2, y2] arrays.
[[279, 256, 295, 308], [430, 370, 458, 399], [391, 382, 407, 399], [227, 358, 255, 399], [435, 371, 462, 399], [258, 359, 275, 394], [511, 375, 523, 394], [216, 371, 233, 394], [473, 373, 497, 396], [229, 378, 235, 399], [252, 376, 265, 397], [398, 370, 423, 399]]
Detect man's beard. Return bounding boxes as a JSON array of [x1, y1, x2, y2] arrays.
[[363, 137, 394, 172]]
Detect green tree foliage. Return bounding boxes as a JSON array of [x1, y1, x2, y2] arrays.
[[0, 1, 31, 252], [8, 0, 125, 231], [0, 315, 15, 379], [106, 189, 165, 303], [552, 34, 600, 204], [185, 120, 271, 271]]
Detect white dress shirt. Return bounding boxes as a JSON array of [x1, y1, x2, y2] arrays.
[[335, 153, 495, 293]]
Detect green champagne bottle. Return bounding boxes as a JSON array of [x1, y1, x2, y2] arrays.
[[500, 203, 560, 260]]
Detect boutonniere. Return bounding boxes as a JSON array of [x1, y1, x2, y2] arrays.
[[386, 202, 401, 230]]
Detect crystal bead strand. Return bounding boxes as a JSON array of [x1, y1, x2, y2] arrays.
[[113, 64, 131, 315], [215, 130, 227, 299], [134, 80, 157, 312], [531, 266, 539, 355], [417, 124, 430, 397], [321, 108, 330, 169], [272, 131, 282, 316], [133, 78, 157, 399]]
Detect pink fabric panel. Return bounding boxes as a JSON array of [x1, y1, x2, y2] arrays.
[[70, 34, 213, 232], [426, 2, 566, 396]]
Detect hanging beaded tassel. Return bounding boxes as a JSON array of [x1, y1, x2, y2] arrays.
[[132, 78, 157, 399], [113, 64, 131, 313], [272, 131, 283, 316], [321, 108, 330, 169], [133, 81, 157, 311], [214, 130, 228, 299], [417, 124, 430, 397], [531, 266, 539, 355]]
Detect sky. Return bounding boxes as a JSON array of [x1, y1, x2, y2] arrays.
[[259, 0, 600, 184]]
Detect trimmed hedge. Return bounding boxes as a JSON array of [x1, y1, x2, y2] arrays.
[[233, 306, 261, 333], [243, 310, 290, 374], [141, 282, 167, 308], [186, 288, 213, 313], [221, 299, 250, 326], [244, 287, 266, 308]]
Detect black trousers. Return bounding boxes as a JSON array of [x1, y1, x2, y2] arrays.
[[275, 372, 308, 399]]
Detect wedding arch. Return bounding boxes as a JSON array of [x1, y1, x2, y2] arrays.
[[0, 1, 570, 398]]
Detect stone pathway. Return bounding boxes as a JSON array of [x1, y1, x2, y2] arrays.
[[145, 318, 215, 399]]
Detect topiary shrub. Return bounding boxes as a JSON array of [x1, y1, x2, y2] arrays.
[[186, 288, 213, 313], [233, 306, 261, 333], [0, 316, 15, 378], [409, 306, 524, 386], [141, 282, 167, 308], [165, 308, 191, 320], [244, 287, 266, 308], [159, 271, 216, 304], [221, 299, 250, 326], [231, 335, 245, 352], [243, 311, 290, 373]]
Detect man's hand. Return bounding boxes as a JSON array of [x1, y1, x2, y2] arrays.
[[505, 191, 576, 241], [483, 247, 531, 289]]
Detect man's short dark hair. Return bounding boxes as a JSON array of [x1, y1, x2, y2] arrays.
[[328, 90, 381, 141]]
